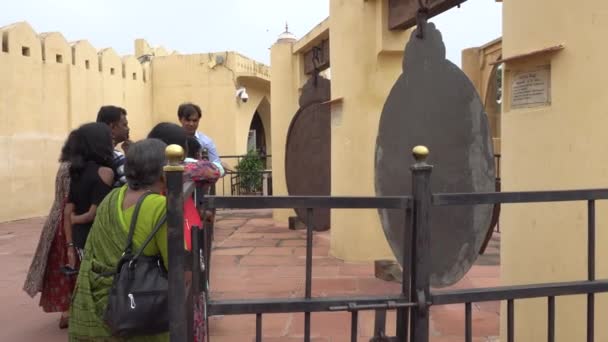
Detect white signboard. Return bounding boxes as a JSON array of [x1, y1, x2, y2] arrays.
[[511, 67, 551, 109]]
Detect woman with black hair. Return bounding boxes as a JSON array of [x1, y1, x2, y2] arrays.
[[64, 123, 115, 269], [69, 139, 171, 341], [147, 122, 224, 176], [23, 130, 80, 329], [147, 122, 189, 148], [147, 122, 224, 341], [186, 136, 203, 160]]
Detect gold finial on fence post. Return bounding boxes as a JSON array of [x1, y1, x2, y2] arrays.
[[412, 145, 429, 163], [164, 144, 185, 171]]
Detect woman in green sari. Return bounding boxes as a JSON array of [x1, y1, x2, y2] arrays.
[[68, 139, 169, 342]]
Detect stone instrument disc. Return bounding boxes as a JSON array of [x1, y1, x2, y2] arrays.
[[374, 22, 495, 287], [285, 76, 331, 231]]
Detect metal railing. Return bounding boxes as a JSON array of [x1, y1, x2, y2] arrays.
[[212, 170, 272, 196], [229, 170, 272, 196], [164, 146, 608, 341], [219, 154, 272, 169], [430, 187, 605, 342], [214, 154, 272, 196]]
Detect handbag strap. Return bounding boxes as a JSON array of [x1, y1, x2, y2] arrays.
[[123, 192, 153, 255], [132, 214, 167, 261]]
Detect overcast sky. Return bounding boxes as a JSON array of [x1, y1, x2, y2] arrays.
[[0, 0, 502, 67]]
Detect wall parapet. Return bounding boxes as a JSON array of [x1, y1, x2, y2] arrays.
[[230, 52, 271, 80], [1, 22, 147, 80]]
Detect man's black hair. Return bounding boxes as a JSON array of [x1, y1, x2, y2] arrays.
[[177, 103, 202, 120], [96, 105, 127, 125]]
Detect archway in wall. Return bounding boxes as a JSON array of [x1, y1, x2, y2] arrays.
[[232, 97, 271, 196], [246, 96, 271, 169], [247, 111, 266, 154], [484, 59, 502, 142], [479, 58, 503, 254]]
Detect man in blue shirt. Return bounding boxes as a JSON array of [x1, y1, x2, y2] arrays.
[[177, 102, 221, 164], [96, 105, 131, 187]]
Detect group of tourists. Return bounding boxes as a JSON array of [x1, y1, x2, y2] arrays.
[[22, 103, 223, 341]]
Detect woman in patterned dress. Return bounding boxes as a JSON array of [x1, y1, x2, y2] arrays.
[[23, 130, 78, 329]]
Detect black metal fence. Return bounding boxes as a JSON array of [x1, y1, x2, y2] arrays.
[[214, 155, 273, 196], [431, 187, 607, 342], [229, 170, 272, 196], [211, 170, 273, 196], [164, 146, 608, 341], [220, 154, 272, 170]]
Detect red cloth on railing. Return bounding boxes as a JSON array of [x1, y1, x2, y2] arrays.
[[182, 160, 220, 251], [184, 196, 202, 251]]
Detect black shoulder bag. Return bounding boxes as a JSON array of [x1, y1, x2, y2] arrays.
[[104, 192, 169, 337]]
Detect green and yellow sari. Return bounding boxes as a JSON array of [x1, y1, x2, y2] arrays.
[[68, 186, 168, 342]]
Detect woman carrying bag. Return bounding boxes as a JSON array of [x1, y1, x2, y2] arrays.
[[69, 139, 170, 342]]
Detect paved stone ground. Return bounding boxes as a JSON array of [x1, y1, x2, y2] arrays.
[[0, 216, 67, 342], [0, 210, 500, 342]]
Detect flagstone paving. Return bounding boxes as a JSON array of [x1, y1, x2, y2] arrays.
[[0, 210, 500, 342]]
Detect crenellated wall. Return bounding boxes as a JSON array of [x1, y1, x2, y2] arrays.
[[0, 21, 271, 223], [0, 22, 151, 222]]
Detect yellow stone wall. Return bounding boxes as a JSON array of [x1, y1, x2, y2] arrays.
[[270, 0, 410, 261], [0, 22, 152, 222], [329, 0, 410, 261], [501, 1, 608, 340], [0, 22, 270, 222], [269, 31, 303, 223], [461, 38, 502, 153]]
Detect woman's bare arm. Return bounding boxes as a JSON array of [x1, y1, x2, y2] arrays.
[[71, 205, 98, 224], [70, 167, 114, 224], [98, 167, 114, 187], [64, 203, 74, 244], [63, 203, 78, 267]]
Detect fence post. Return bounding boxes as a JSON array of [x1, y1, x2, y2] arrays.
[[410, 146, 432, 342], [164, 145, 188, 341]]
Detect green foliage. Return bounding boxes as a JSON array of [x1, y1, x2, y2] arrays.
[[236, 150, 264, 193]]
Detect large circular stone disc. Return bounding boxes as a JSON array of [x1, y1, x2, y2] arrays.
[[285, 76, 331, 230], [374, 23, 495, 287]]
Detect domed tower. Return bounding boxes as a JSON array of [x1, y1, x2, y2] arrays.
[[276, 23, 296, 44]]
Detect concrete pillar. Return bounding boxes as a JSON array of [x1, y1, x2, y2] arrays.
[[328, 0, 410, 261], [270, 31, 300, 223], [461, 47, 482, 93]]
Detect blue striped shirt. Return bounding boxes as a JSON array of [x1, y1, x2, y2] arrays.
[[112, 150, 127, 187], [194, 131, 221, 164]]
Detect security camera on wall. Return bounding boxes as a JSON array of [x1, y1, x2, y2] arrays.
[[236, 87, 249, 103]]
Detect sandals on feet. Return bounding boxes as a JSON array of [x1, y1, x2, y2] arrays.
[[59, 315, 69, 329]]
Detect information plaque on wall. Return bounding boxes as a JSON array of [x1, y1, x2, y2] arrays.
[[511, 67, 551, 109]]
